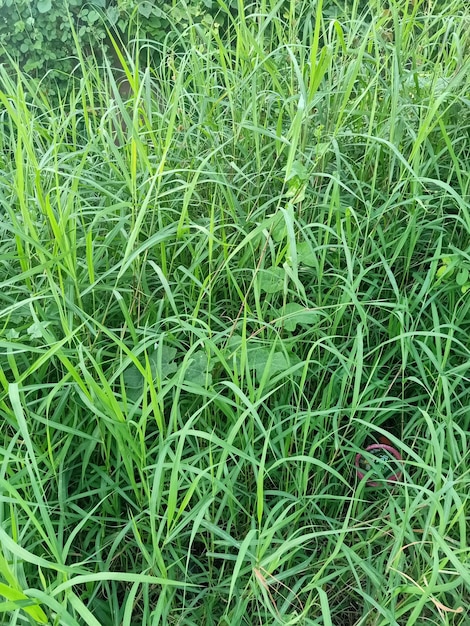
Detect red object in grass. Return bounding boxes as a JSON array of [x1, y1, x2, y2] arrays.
[[355, 443, 402, 487]]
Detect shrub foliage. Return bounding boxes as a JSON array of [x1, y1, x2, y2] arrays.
[[0, 0, 222, 81]]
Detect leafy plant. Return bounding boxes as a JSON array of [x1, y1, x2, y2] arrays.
[[436, 254, 470, 293], [0, 0, 106, 77], [0, 0, 230, 92]]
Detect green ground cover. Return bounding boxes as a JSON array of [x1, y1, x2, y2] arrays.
[[0, 0, 469, 624]]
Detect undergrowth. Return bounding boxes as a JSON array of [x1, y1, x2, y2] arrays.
[[0, 0, 469, 624]]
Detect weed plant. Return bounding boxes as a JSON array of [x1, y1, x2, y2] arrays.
[[0, 0, 469, 624]]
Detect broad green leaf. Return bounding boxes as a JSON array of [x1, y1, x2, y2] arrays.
[[455, 267, 469, 286], [149, 346, 178, 379], [258, 267, 285, 293], [87, 9, 100, 23], [226, 334, 242, 352], [184, 351, 212, 387], [280, 302, 318, 332], [27, 321, 50, 339], [285, 159, 308, 182], [106, 6, 120, 24], [285, 182, 306, 202], [138, 1, 153, 17], [123, 346, 178, 401], [272, 218, 287, 242], [250, 348, 289, 380], [436, 264, 452, 279], [122, 366, 143, 402], [37, 0, 52, 13], [297, 241, 316, 267]]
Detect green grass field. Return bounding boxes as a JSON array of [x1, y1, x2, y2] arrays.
[[1, 0, 469, 624]]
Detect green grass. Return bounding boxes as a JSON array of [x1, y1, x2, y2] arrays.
[[1, 0, 469, 624]]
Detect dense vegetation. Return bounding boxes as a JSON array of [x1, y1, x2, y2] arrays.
[[0, 0, 231, 91], [0, 0, 469, 624]]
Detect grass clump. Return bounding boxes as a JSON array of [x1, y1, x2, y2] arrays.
[[0, 0, 469, 624]]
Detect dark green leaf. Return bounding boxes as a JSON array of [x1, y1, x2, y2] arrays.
[[122, 365, 144, 403]]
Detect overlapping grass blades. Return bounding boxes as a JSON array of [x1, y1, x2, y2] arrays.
[[0, 0, 469, 624]]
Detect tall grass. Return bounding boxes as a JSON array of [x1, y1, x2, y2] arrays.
[[1, 0, 469, 624]]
